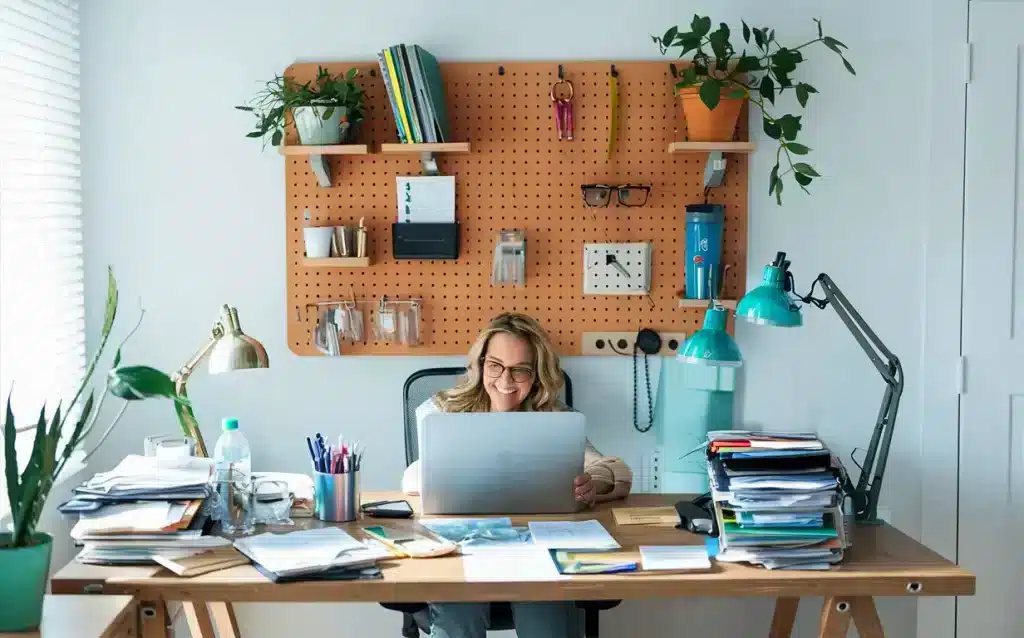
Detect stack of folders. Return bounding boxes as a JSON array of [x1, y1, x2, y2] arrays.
[[233, 528, 393, 583], [377, 44, 451, 144], [68, 455, 228, 565], [706, 431, 851, 571]]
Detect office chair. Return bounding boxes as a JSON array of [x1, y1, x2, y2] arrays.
[[380, 366, 620, 638]]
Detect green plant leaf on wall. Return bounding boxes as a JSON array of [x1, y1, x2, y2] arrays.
[[784, 142, 810, 155], [742, 21, 750, 43], [793, 162, 820, 177], [691, 14, 711, 37], [759, 75, 775, 104], [795, 172, 813, 187], [763, 118, 781, 140], [842, 58, 856, 75], [4, 397, 18, 531], [795, 82, 817, 107], [777, 114, 802, 141], [661, 26, 678, 49], [108, 366, 180, 402]]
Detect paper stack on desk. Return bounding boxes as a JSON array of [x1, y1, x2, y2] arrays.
[[233, 528, 392, 582], [69, 455, 226, 565], [706, 431, 850, 570]]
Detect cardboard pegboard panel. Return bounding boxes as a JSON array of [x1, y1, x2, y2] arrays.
[[285, 61, 748, 356]]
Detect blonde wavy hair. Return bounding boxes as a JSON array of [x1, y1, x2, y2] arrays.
[[436, 313, 565, 413]]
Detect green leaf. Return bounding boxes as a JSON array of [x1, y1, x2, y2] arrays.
[[775, 171, 784, 205], [770, 49, 799, 74], [742, 21, 750, 43], [763, 118, 781, 140], [679, 66, 698, 88], [678, 33, 702, 57], [768, 28, 776, 43], [842, 58, 857, 75], [63, 391, 94, 459], [753, 28, 766, 51], [793, 162, 820, 177], [4, 395, 19, 532], [785, 142, 811, 155], [246, 131, 263, 138], [814, 18, 823, 39], [321, 106, 335, 120], [699, 78, 722, 110], [661, 26, 678, 48], [795, 172, 813, 187], [759, 75, 775, 104], [735, 55, 762, 73], [271, 129, 283, 146], [102, 267, 118, 338], [726, 87, 747, 99], [769, 164, 780, 195], [795, 83, 816, 107], [709, 28, 730, 62], [234, 106, 254, 112], [691, 15, 711, 37], [346, 67, 358, 80], [777, 114, 802, 140], [108, 366, 178, 401], [823, 36, 849, 51]]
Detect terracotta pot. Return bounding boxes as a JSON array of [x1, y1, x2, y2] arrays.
[[678, 87, 746, 142]]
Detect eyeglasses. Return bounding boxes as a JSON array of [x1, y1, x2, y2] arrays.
[[581, 184, 651, 208], [482, 359, 535, 383]]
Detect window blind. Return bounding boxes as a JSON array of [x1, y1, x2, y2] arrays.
[[0, 0, 82, 507]]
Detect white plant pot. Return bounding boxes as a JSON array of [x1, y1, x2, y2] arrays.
[[293, 106, 348, 145]]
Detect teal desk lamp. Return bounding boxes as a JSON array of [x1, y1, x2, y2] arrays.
[[732, 251, 904, 524], [678, 304, 742, 367]]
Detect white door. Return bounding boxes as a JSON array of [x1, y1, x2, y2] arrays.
[[961, 4, 1024, 637]]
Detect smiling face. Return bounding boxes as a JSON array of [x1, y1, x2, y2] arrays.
[[481, 332, 536, 412]]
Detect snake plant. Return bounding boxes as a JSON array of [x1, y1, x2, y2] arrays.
[[2, 267, 188, 548]]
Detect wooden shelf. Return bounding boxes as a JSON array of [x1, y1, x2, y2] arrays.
[[668, 142, 756, 153], [279, 144, 370, 156], [380, 142, 471, 154], [679, 298, 738, 309], [302, 257, 371, 268]]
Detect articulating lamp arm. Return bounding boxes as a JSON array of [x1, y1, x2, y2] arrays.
[[170, 323, 226, 458], [797, 273, 905, 524]]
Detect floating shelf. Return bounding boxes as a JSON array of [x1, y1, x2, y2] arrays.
[[279, 144, 370, 188], [380, 142, 471, 175], [302, 257, 371, 268], [668, 141, 756, 153], [278, 144, 371, 156], [678, 299, 738, 309]]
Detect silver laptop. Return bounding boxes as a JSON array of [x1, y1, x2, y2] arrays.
[[419, 411, 586, 515]]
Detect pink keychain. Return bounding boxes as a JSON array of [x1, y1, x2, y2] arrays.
[[550, 77, 574, 141]]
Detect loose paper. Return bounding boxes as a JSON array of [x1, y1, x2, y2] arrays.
[[639, 545, 712, 571], [527, 520, 620, 550], [462, 546, 566, 582], [396, 176, 456, 223]]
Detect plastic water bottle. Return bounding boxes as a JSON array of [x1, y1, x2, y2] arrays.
[[213, 417, 254, 535]]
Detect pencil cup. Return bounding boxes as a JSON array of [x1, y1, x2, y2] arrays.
[[313, 470, 360, 522]]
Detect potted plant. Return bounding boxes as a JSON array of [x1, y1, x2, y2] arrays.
[[1, 268, 186, 632], [236, 66, 366, 148], [654, 16, 855, 204]]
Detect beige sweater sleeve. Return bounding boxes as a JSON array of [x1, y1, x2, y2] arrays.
[[584, 439, 633, 495]]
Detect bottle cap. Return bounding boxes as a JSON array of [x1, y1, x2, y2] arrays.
[[222, 417, 239, 431]]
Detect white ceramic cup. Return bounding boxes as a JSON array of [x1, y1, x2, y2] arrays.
[[304, 226, 334, 258]]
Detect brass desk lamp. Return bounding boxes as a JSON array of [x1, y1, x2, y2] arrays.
[[173, 304, 269, 457]]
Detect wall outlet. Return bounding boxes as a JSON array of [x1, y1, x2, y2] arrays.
[[583, 242, 652, 295], [581, 331, 688, 357]]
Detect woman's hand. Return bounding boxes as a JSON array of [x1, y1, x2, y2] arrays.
[[573, 473, 596, 505]]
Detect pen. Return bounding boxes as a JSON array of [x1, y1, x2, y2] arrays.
[[306, 437, 319, 470]]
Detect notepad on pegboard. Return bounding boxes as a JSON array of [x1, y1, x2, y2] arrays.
[[397, 176, 455, 223]]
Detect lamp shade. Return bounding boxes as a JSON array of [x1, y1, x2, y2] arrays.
[[735, 264, 803, 327], [208, 305, 270, 374], [678, 306, 742, 367]]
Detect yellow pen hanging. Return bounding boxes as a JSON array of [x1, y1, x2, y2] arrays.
[[608, 65, 619, 159]]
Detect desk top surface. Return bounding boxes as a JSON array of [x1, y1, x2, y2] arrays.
[[0, 595, 134, 638], [51, 493, 974, 602]]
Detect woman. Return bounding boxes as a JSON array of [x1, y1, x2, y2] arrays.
[[401, 312, 632, 638]]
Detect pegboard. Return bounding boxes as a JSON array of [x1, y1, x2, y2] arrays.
[[285, 61, 748, 356]]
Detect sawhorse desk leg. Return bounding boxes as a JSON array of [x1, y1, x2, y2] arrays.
[[182, 602, 241, 638], [138, 601, 170, 638], [770, 596, 886, 638]]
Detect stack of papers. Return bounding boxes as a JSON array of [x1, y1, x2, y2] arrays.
[[233, 528, 392, 581], [528, 520, 621, 551], [71, 455, 222, 565], [639, 546, 711, 571], [706, 431, 850, 570]]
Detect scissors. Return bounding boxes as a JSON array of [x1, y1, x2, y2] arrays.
[[550, 78, 574, 141]]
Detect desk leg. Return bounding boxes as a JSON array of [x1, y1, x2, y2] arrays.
[[769, 597, 799, 637], [138, 600, 170, 638], [816, 597, 885, 638], [209, 602, 241, 638], [183, 602, 215, 638]]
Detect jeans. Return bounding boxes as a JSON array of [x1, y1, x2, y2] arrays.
[[428, 602, 581, 638]]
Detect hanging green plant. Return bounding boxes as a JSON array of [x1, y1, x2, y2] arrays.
[[654, 16, 855, 205]]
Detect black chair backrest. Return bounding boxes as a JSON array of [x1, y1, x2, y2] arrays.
[[402, 367, 574, 466]]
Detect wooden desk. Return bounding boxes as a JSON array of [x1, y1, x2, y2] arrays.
[[0, 595, 135, 638], [51, 493, 974, 638]]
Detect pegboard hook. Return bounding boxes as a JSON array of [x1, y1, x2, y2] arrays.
[[610, 64, 618, 78], [669, 63, 678, 78], [308, 153, 332, 188], [558, 64, 564, 80], [703, 150, 728, 189]]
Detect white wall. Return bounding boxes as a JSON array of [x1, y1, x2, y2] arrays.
[[76, 1, 964, 636]]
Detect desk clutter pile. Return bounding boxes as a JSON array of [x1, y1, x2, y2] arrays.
[[705, 431, 852, 570]]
